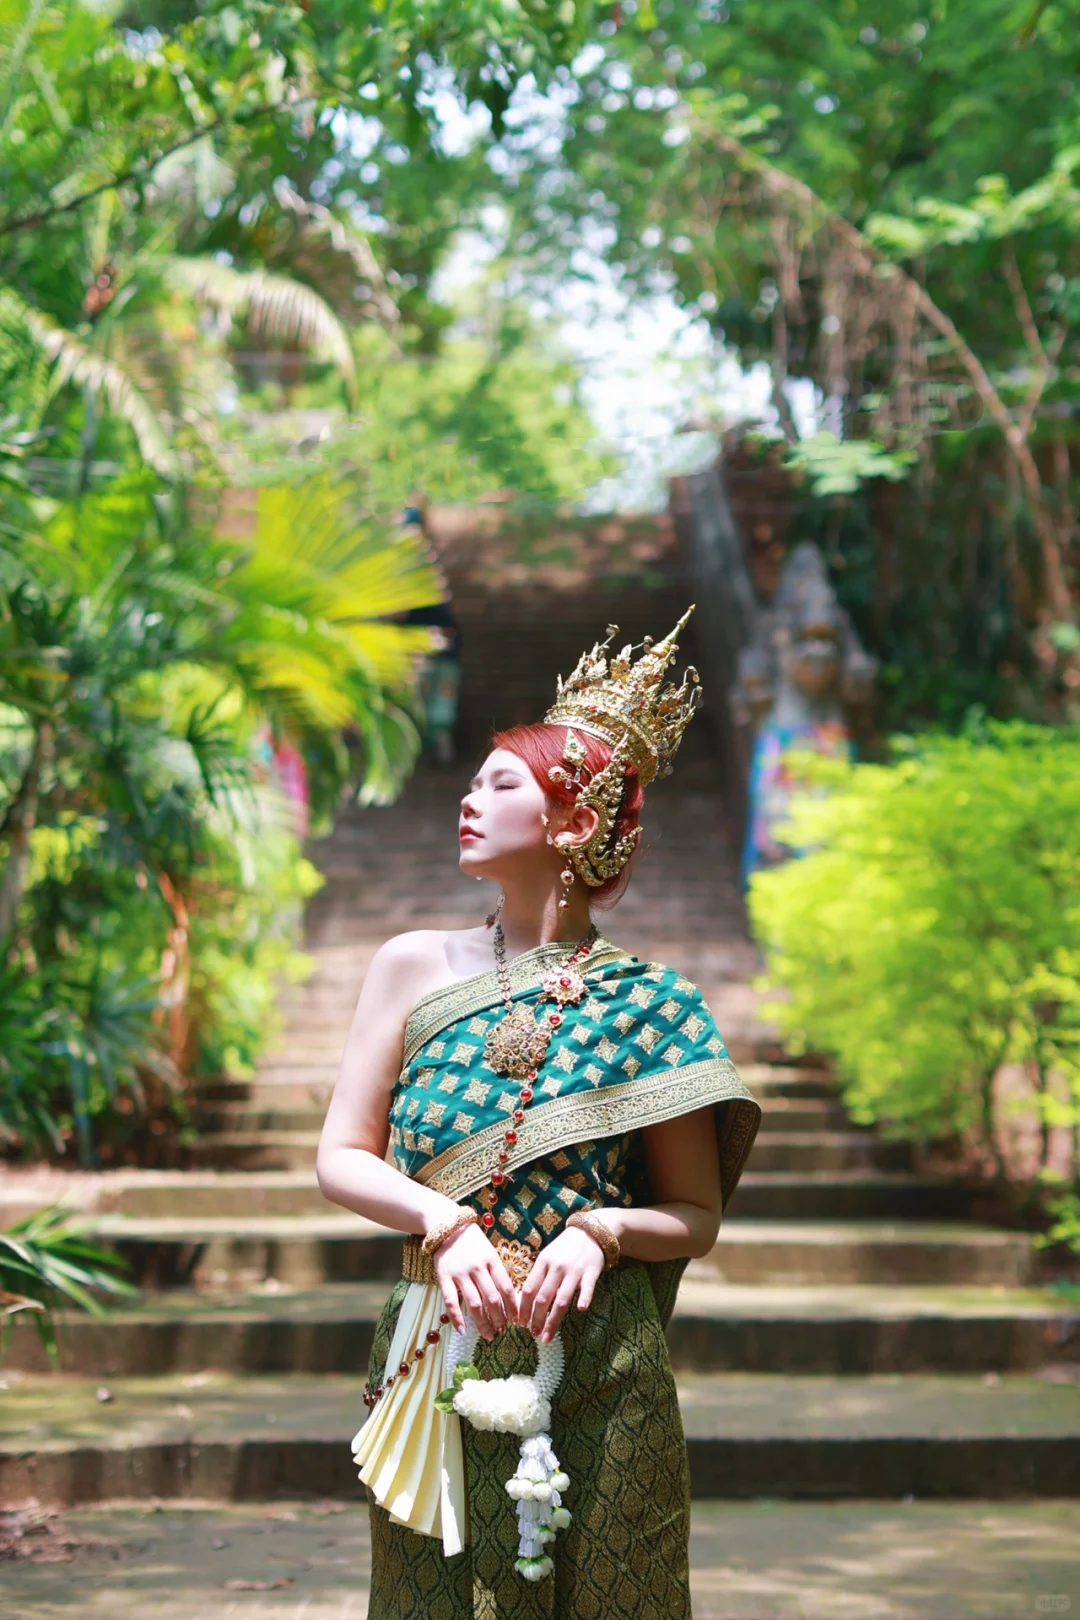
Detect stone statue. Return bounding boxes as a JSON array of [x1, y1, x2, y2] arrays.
[[731, 543, 877, 881]]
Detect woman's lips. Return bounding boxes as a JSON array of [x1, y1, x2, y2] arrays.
[[459, 827, 482, 841]]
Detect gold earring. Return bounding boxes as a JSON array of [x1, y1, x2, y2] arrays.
[[541, 812, 554, 846], [556, 840, 575, 911], [485, 891, 505, 929]]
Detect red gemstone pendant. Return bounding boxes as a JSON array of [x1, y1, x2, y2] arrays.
[[482, 1212, 495, 1229]]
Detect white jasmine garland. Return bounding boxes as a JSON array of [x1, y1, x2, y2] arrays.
[[434, 1319, 572, 1581]]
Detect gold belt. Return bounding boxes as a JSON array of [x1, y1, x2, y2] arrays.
[[402, 1233, 538, 1289]]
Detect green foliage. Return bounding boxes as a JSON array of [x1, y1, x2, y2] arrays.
[[501, 0, 1080, 684], [434, 1360, 480, 1414], [0, 471, 438, 1162], [246, 314, 613, 509], [1037, 1186, 1080, 1260], [749, 723, 1080, 1175], [0, 1205, 136, 1366], [783, 434, 914, 498]]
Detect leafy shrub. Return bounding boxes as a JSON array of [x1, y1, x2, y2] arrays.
[[748, 721, 1080, 1184]]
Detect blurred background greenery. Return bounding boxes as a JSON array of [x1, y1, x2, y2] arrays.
[[2, 1, 1079, 1270]]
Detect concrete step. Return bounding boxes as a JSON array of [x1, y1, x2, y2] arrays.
[[4, 1499, 1077, 1620], [746, 1132, 911, 1173], [699, 1221, 1039, 1287], [192, 1133, 322, 1171], [80, 1214, 1039, 1290], [198, 1077, 337, 1107], [187, 1130, 908, 1175], [733, 1172, 980, 1221], [3, 1369, 1077, 1507], [77, 1168, 981, 1223], [4, 1280, 1075, 1379], [755, 1098, 855, 1131], [198, 1105, 329, 1133], [736, 1064, 841, 1100]]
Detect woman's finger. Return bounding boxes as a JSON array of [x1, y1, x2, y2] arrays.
[[528, 1269, 561, 1338], [541, 1275, 579, 1343], [459, 1276, 493, 1340], [576, 1263, 599, 1313], [517, 1258, 548, 1323], [440, 1279, 466, 1334], [488, 1258, 519, 1325], [475, 1269, 507, 1334]]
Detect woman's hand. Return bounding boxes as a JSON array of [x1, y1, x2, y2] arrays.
[[517, 1225, 606, 1343], [434, 1223, 518, 1341]]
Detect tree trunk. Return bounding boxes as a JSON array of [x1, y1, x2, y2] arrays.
[[0, 723, 52, 943], [980, 1066, 1007, 1181]]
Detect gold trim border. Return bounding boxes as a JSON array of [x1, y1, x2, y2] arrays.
[[401, 935, 629, 1068], [413, 1056, 762, 1215]]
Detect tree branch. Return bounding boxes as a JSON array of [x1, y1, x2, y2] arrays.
[[1019, 321, 1067, 441], [0, 104, 277, 239], [1002, 240, 1044, 363], [699, 124, 1074, 621]]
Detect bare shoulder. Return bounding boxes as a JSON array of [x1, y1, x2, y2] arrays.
[[364, 925, 492, 1004], [369, 928, 450, 970]]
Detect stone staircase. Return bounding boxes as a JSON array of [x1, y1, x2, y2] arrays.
[[3, 527, 1079, 1556], [3, 760, 1078, 1512]]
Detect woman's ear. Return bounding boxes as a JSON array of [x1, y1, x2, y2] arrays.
[[559, 800, 600, 850]]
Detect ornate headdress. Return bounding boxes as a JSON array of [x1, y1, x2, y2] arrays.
[[542, 606, 703, 886]]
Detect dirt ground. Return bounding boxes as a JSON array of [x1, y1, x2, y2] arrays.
[[2, 1499, 1078, 1619]]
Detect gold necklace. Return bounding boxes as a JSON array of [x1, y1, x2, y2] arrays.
[[478, 920, 598, 1241]]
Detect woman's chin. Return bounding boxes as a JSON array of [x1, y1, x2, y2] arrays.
[[458, 846, 492, 879]]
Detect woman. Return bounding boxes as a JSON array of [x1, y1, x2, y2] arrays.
[[317, 610, 762, 1620]]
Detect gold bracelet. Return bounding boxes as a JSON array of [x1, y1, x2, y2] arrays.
[[566, 1209, 621, 1271], [420, 1206, 479, 1259]]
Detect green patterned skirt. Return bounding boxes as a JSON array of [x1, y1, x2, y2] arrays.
[[365, 1260, 692, 1620]]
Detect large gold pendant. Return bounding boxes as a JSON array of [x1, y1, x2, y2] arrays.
[[484, 1003, 552, 1080]]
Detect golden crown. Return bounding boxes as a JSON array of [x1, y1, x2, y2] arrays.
[[542, 607, 703, 886]]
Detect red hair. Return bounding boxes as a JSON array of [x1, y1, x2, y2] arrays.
[[490, 722, 645, 907]]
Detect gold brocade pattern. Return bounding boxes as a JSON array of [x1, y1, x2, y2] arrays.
[[367, 943, 762, 1617], [366, 1263, 692, 1620], [401, 940, 628, 1069], [415, 1055, 753, 1211]]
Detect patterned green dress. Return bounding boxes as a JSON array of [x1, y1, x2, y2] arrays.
[[361, 934, 761, 1620]]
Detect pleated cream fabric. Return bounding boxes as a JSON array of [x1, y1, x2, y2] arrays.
[[351, 1280, 469, 1555]]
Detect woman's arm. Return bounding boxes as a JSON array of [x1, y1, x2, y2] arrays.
[[315, 934, 517, 1338], [517, 1105, 721, 1341], [604, 1104, 723, 1261]]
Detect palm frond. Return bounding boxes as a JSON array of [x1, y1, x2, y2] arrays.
[[166, 257, 358, 403], [0, 1205, 136, 1367], [1, 291, 178, 476], [271, 177, 401, 336]]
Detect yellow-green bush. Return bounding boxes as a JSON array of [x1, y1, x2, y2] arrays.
[[749, 722, 1080, 1182]]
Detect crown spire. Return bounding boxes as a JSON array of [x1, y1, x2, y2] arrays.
[[541, 606, 702, 886]]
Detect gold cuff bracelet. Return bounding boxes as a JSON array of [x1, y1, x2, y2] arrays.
[[420, 1205, 479, 1259], [566, 1209, 621, 1271]]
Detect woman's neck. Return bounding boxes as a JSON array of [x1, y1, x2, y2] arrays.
[[494, 880, 594, 956]]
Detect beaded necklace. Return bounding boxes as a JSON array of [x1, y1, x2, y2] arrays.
[[361, 922, 598, 1412], [479, 919, 598, 1232]]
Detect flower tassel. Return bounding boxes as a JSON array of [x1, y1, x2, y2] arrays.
[[506, 1434, 571, 1581]]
